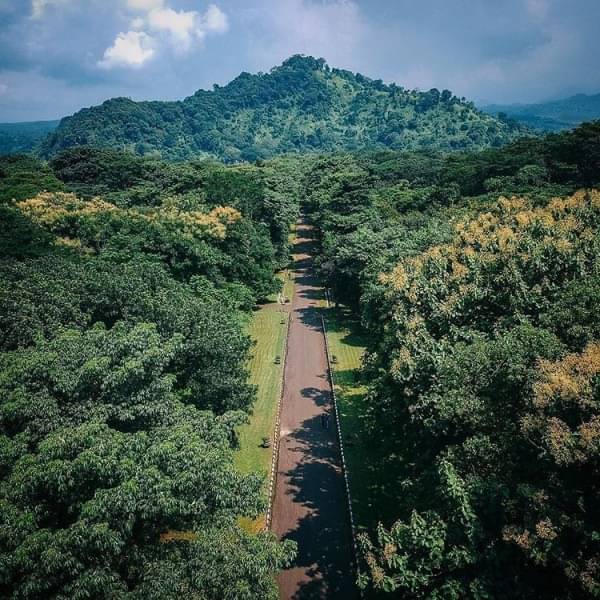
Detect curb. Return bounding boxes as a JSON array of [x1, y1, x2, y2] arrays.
[[321, 314, 362, 593]]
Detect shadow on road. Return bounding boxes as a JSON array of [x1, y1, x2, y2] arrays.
[[281, 413, 354, 599], [300, 386, 330, 407]]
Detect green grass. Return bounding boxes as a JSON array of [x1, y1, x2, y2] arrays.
[[325, 308, 400, 533], [234, 230, 295, 532], [235, 306, 288, 477], [282, 269, 294, 302], [235, 305, 288, 533]]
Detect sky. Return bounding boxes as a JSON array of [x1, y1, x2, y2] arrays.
[[0, 0, 599, 122]]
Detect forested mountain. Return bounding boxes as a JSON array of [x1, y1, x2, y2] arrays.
[[0, 120, 59, 155], [482, 92, 600, 131], [40, 56, 525, 162]]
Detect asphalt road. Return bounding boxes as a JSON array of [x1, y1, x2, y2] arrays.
[[271, 220, 357, 600]]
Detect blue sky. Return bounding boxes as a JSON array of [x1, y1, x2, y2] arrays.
[[0, 0, 599, 121]]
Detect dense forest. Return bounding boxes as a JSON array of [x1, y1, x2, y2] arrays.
[[304, 121, 600, 598], [2, 83, 600, 595], [0, 148, 303, 597], [39, 56, 524, 162], [0, 120, 59, 155]]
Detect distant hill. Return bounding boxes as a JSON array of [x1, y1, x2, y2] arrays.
[[481, 92, 600, 132], [0, 120, 60, 155], [40, 56, 525, 162]]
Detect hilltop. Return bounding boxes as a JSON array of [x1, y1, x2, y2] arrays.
[[40, 56, 525, 161]]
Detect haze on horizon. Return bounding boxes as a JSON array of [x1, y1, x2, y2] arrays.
[[0, 0, 599, 122]]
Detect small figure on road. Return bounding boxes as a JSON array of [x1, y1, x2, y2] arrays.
[[321, 412, 330, 429]]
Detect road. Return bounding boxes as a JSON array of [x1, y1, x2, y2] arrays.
[[272, 219, 357, 599]]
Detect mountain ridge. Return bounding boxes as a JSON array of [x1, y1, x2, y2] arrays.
[[40, 55, 526, 161], [481, 91, 600, 132], [0, 120, 60, 155]]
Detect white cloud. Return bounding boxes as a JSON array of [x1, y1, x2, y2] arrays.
[[31, 0, 47, 18], [130, 16, 145, 29], [142, 4, 229, 51], [147, 7, 199, 48], [202, 4, 229, 34], [526, 0, 550, 20], [126, 0, 164, 11], [97, 2, 228, 67], [98, 31, 156, 69]]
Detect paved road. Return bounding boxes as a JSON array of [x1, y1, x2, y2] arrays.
[[272, 220, 357, 599]]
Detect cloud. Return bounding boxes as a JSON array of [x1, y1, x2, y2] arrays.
[[243, 0, 366, 72], [139, 4, 229, 51], [31, 0, 48, 18], [96, 3, 228, 72], [30, 0, 69, 19], [126, 0, 164, 11], [202, 4, 229, 34], [147, 7, 199, 47], [98, 30, 156, 69], [2, 0, 599, 122]]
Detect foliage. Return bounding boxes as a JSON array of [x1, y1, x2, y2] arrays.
[[357, 192, 600, 598], [0, 147, 299, 597], [14, 190, 281, 301], [0, 120, 59, 155], [305, 122, 600, 311], [304, 122, 600, 598], [3, 90, 600, 598], [0, 154, 65, 203], [46, 147, 302, 267]]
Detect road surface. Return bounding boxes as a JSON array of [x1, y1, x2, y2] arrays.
[[272, 219, 357, 599]]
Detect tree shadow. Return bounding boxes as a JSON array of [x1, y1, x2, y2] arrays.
[[293, 307, 325, 332], [279, 414, 358, 599], [331, 368, 362, 387], [293, 255, 314, 271], [293, 239, 317, 256], [300, 386, 330, 407], [297, 287, 324, 301], [324, 309, 370, 348]]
